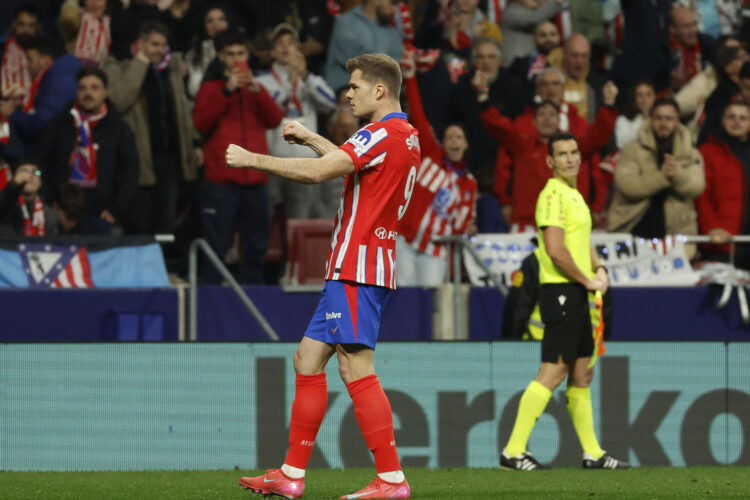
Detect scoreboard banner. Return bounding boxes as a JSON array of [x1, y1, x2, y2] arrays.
[[1, 342, 748, 471], [464, 233, 701, 287]]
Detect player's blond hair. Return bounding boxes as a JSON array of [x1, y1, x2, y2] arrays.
[[345, 53, 402, 100]]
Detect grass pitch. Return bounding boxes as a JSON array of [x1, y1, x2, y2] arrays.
[[0, 466, 748, 499]]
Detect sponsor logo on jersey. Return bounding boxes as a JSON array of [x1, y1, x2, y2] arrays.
[[375, 227, 397, 240], [326, 312, 342, 319], [347, 127, 388, 157]]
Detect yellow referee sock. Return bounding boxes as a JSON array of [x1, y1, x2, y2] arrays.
[[566, 386, 604, 459], [505, 380, 552, 456]]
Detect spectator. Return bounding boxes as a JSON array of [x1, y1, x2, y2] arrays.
[[184, 3, 231, 101], [480, 83, 619, 232], [508, 20, 561, 90], [0, 161, 58, 236], [444, 38, 526, 193], [59, 0, 112, 66], [608, 98, 705, 257], [515, 67, 589, 135], [1, 2, 42, 99], [54, 181, 107, 234], [695, 101, 750, 268], [318, 105, 358, 218], [256, 23, 337, 219], [501, 0, 563, 68], [36, 67, 138, 234], [193, 28, 284, 284], [400, 50, 478, 286], [675, 35, 742, 121], [102, 20, 200, 235], [0, 35, 81, 156], [697, 47, 749, 145], [548, 33, 605, 123], [666, 6, 714, 93], [612, 0, 671, 92], [615, 80, 655, 150], [324, 0, 403, 92], [441, 0, 503, 55]]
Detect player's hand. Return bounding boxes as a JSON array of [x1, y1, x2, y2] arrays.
[[585, 277, 607, 293], [602, 81, 618, 107], [282, 120, 312, 145], [225, 144, 254, 168]]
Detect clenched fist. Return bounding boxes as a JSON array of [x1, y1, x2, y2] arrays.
[[282, 120, 312, 145], [602, 81, 619, 107], [225, 144, 254, 169]]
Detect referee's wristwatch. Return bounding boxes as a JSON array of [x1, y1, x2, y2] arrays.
[[594, 264, 608, 275]]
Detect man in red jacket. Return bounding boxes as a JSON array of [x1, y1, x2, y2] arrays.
[[696, 100, 750, 269], [480, 81, 618, 232], [193, 29, 284, 283]]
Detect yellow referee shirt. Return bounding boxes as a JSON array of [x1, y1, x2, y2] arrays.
[[535, 177, 593, 284]]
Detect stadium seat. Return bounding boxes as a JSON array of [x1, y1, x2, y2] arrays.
[[283, 219, 335, 285]]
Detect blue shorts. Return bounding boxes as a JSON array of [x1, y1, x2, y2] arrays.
[[304, 280, 391, 349]]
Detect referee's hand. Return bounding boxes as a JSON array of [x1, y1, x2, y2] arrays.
[[586, 278, 607, 294]]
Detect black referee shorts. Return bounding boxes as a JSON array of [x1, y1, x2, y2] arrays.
[[538, 283, 594, 365]]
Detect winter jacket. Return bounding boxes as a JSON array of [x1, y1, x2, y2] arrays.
[[501, 0, 562, 68], [193, 78, 284, 186], [10, 53, 81, 153], [444, 69, 527, 191], [695, 135, 748, 253], [608, 121, 705, 255], [0, 181, 58, 236], [674, 65, 718, 119], [102, 54, 199, 186], [324, 5, 404, 92], [36, 100, 139, 220], [481, 102, 617, 227]]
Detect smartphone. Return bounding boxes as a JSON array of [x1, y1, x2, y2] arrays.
[[233, 60, 249, 73]]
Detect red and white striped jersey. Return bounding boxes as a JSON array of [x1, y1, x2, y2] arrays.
[[399, 154, 477, 257], [325, 112, 421, 288]]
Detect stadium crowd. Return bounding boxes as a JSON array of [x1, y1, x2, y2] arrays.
[[1, 0, 750, 283]]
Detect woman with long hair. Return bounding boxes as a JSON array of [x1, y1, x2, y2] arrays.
[[184, 3, 232, 100]]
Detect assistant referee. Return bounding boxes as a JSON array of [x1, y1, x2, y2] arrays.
[[500, 132, 630, 471]]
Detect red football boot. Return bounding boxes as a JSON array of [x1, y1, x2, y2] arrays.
[[339, 476, 410, 499], [239, 469, 305, 499]]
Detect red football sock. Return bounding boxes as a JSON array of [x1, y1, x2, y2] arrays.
[[346, 374, 401, 473], [284, 373, 328, 469]]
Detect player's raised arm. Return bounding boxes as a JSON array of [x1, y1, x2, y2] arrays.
[[225, 144, 354, 184], [282, 120, 339, 157]]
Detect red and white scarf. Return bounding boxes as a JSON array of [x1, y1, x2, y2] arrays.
[[23, 65, 50, 113], [485, 0, 505, 25], [0, 116, 9, 145], [392, 2, 414, 44], [69, 102, 107, 187], [75, 12, 111, 65], [326, 0, 340, 18], [19, 195, 45, 236], [670, 36, 702, 91], [0, 163, 12, 190], [1, 36, 30, 98]]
